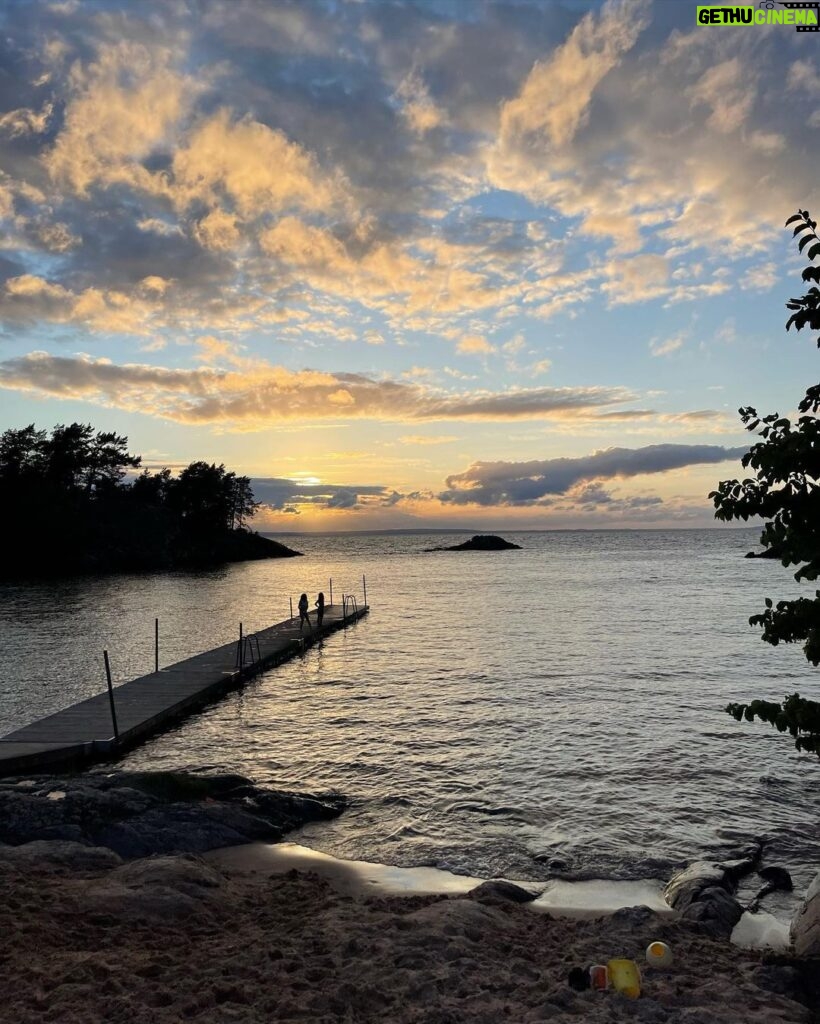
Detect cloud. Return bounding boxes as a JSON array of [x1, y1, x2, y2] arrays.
[[603, 255, 669, 305], [741, 262, 778, 291], [259, 217, 501, 317], [439, 443, 747, 505], [251, 477, 388, 512], [0, 351, 640, 428], [488, 0, 818, 263], [649, 333, 684, 357], [687, 58, 754, 134], [787, 60, 820, 96], [456, 334, 495, 355], [496, 0, 649, 150], [45, 40, 198, 195], [398, 434, 458, 445], [394, 70, 448, 135], [171, 108, 343, 218], [193, 208, 241, 252], [36, 221, 80, 252], [2, 274, 165, 335], [0, 0, 816, 374], [0, 102, 53, 137]]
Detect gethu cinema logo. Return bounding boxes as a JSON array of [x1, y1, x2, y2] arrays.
[[697, 2, 819, 27]]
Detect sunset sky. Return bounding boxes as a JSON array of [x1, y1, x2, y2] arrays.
[[0, 0, 818, 530]]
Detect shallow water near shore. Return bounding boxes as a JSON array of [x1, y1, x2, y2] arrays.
[[1, 528, 819, 918], [207, 840, 790, 949]]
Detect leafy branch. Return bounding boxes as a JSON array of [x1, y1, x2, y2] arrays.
[[712, 209, 820, 756]]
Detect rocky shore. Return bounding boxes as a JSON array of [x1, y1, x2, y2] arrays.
[[2, 771, 819, 1023], [0, 770, 347, 856]]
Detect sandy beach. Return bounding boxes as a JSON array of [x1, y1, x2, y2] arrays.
[[2, 842, 816, 1024]]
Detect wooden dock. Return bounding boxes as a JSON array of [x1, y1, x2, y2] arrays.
[[0, 601, 368, 777]]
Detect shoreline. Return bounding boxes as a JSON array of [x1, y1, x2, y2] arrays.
[[208, 840, 793, 946], [2, 839, 814, 1023], [2, 770, 817, 1020]]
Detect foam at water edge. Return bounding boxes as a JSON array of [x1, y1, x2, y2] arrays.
[[731, 911, 791, 951], [208, 843, 795, 949]]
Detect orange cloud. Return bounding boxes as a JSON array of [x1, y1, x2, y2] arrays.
[[0, 351, 639, 429]]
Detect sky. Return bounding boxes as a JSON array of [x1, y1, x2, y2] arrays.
[[0, 0, 818, 531]]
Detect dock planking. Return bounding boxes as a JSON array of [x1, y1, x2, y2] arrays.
[[0, 601, 368, 776]]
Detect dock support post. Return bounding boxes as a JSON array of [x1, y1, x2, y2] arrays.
[[329, 578, 333, 606], [154, 617, 159, 674], [103, 650, 120, 746], [239, 622, 244, 671], [363, 574, 367, 608], [289, 596, 293, 619]]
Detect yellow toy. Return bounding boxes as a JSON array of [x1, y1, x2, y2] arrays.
[[608, 958, 641, 998]]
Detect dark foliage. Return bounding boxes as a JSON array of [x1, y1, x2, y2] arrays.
[[710, 210, 820, 756], [0, 423, 299, 577]]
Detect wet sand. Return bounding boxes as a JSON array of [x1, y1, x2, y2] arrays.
[[1, 844, 813, 1024]]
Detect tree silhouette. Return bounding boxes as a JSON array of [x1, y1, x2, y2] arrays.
[[710, 209, 820, 755], [0, 423, 283, 576]]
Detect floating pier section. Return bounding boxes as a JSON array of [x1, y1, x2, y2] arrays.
[[0, 598, 368, 777]]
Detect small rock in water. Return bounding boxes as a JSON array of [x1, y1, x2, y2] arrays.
[[467, 880, 542, 904], [425, 534, 522, 552], [758, 866, 793, 892], [664, 861, 727, 911], [680, 886, 743, 938]]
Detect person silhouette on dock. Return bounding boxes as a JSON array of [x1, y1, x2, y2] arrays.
[[298, 593, 312, 632], [315, 592, 325, 628]]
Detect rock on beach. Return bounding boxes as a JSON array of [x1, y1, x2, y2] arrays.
[[791, 869, 820, 958], [0, 770, 347, 858]]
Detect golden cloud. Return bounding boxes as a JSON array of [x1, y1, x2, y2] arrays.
[[45, 41, 198, 195], [171, 109, 342, 217], [0, 351, 639, 429]]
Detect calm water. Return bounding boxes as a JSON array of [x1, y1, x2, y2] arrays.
[[2, 529, 819, 912]]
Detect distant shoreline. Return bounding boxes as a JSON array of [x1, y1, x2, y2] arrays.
[[262, 525, 762, 537]]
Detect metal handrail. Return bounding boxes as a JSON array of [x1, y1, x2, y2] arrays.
[[342, 593, 358, 620], [235, 632, 262, 670]]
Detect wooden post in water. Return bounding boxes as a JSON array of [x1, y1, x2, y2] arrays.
[[154, 617, 159, 674], [239, 622, 244, 671], [329, 578, 333, 606], [103, 650, 120, 746], [289, 596, 293, 619], [363, 574, 367, 608]]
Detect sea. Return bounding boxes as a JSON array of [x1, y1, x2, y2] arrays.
[[1, 528, 819, 919]]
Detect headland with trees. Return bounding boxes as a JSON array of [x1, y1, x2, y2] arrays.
[[0, 423, 299, 577]]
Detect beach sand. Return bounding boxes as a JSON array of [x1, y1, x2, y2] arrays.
[[1, 844, 814, 1023]]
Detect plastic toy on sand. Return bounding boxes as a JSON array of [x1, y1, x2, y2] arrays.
[[568, 965, 609, 991], [608, 958, 641, 999], [645, 941, 673, 968]]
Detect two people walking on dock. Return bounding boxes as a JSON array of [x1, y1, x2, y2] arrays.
[[297, 591, 326, 632]]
